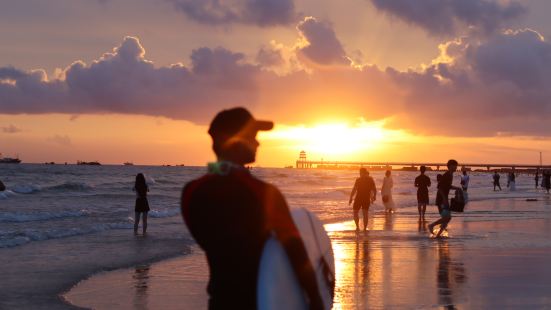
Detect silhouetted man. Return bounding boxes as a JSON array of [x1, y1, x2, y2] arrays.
[[414, 166, 431, 219], [493, 172, 501, 191], [181, 107, 323, 309], [349, 168, 377, 232]]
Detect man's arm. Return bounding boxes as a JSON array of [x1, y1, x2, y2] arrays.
[[267, 187, 324, 309], [370, 178, 377, 201]]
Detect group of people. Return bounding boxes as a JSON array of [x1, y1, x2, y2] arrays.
[[348, 160, 461, 237]]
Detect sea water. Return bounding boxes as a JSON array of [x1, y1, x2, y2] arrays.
[[0, 164, 547, 308]]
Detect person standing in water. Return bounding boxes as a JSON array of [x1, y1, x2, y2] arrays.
[[349, 168, 377, 232], [181, 108, 324, 309], [0, 179, 5, 192], [460, 169, 470, 192], [544, 170, 551, 194], [133, 173, 150, 235], [428, 159, 460, 238], [493, 172, 502, 191], [381, 170, 395, 213], [535, 170, 540, 189], [414, 166, 431, 219], [508, 170, 516, 191]]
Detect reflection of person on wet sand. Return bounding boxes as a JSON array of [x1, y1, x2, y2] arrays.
[[436, 242, 466, 309], [133, 265, 150, 308], [349, 168, 377, 232]]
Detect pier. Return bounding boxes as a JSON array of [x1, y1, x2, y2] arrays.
[[295, 160, 551, 171]]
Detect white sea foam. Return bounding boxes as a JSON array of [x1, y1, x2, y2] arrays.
[[0, 221, 134, 248], [0, 210, 90, 223], [11, 184, 41, 194], [149, 209, 180, 218]]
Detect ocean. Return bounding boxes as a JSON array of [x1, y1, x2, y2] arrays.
[[1, 164, 549, 309]]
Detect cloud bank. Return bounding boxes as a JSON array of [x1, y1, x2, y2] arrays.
[[167, 0, 298, 27], [369, 0, 525, 36], [1, 16, 551, 136]]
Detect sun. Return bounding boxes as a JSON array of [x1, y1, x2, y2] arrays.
[[263, 120, 389, 159]]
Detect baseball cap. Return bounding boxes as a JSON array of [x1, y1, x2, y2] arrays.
[[208, 107, 273, 139]]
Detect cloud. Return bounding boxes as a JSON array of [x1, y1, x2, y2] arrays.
[[369, 0, 526, 36], [167, 0, 298, 27], [1, 24, 551, 137], [296, 17, 350, 65], [385, 28, 551, 135], [0, 36, 261, 123], [47, 134, 72, 146], [1, 124, 22, 133]]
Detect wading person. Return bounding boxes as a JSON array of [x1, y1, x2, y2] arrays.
[[414, 166, 431, 219], [133, 173, 150, 235], [493, 172, 501, 191], [428, 160, 460, 238], [349, 168, 377, 232], [381, 170, 395, 213], [181, 107, 323, 309]]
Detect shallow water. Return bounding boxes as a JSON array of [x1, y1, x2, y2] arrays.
[[0, 164, 548, 308], [65, 198, 551, 309]]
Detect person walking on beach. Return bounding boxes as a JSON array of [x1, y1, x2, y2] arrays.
[[381, 170, 395, 213], [507, 171, 516, 191], [349, 168, 377, 231], [133, 173, 150, 235], [535, 170, 540, 189], [544, 170, 551, 194], [414, 166, 431, 219], [181, 108, 324, 309], [493, 172, 501, 191], [428, 159, 460, 238]]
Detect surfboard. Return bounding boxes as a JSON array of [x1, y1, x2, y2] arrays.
[[257, 208, 335, 310]]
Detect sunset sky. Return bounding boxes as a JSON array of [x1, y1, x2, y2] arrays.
[[1, 0, 551, 166]]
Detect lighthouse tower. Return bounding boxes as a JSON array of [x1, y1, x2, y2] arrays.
[[296, 150, 309, 168]]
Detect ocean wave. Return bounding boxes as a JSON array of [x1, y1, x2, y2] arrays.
[[149, 208, 180, 218], [0, 209, 90, 223], [0, 190, 16, 199], [11, 184, 41, 194], [0, 221, 134, 248], [46, 182, 94, 191]]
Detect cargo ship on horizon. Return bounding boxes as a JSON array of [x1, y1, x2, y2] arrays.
[[0, 153, 21, 164]]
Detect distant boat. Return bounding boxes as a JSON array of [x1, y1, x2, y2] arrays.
[[123, 162, 134, 166], [0, 153, 21, 164], [77, 160, 101, 165]]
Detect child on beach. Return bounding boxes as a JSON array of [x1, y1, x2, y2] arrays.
[[414, 166, 431, 219], [133, 173, 150, 235], [428, 160, 460, 237]]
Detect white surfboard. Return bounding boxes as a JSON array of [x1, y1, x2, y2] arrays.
[[257, 208, 335, 310]]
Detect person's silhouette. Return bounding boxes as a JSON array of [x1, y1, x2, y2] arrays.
[[181, 107, 324, 309], [349, 168, 377, 231]]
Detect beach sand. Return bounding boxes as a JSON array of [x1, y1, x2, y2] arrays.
[[65, 197, 551, 309]]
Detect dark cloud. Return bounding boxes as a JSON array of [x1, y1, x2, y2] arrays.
[[296, 17, 350, 65], [167, 0, 297, 27], [369, 0, 526, 36], [1, 124, 22, 133], [386, 29, 551, 135], [0, 36, 261, 123], [1, 26, 551, 137], [256, 45, 285, 68]]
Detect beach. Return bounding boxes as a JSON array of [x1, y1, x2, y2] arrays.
[[1, 164, 550, 309]]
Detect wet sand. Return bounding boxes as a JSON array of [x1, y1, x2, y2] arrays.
[[65, 197, 551, 309]]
